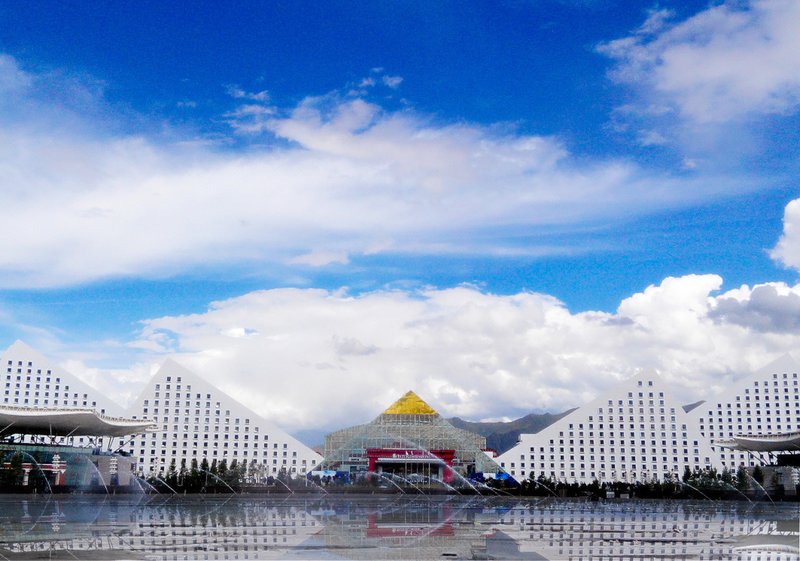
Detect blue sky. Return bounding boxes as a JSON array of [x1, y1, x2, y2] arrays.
[[1, 1, 800, 438]]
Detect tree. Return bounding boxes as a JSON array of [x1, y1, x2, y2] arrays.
[[178, 459, 187, 489], [277, 466, 289, 483], [752, 465, 764, 486], [188, 458, 200, 491], [769, 472, 781, 495], [166, 459, 178, 487], [682, 466, 692, 482], [226, 459, 239, 489], [1, 452, 24, 487], [735, 466, 749, 491]]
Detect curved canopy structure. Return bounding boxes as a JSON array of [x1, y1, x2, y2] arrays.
[[716, 431, 800, 453], [0, 405, 157, 438]]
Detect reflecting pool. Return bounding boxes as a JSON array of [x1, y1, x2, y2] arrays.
[[0, 495, 796, 560]]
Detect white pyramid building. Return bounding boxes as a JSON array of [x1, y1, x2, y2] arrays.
[[125, 359, 323, 477], [688, 353, 800, 469], [497, 371, 716, 484], [1, 340, 123, 415], [1, 340, 128, 448]]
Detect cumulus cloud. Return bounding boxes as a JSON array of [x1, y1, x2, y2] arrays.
[[0, 53, 760, 288], [110, 275, 800, 432], [61, 358, 158, 410], [770, 197, 800, 270], [710, 282, 800, 332], [599, 0, 800, 123]]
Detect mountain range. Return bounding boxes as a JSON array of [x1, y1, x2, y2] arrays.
[[447, 409, 577, 454]]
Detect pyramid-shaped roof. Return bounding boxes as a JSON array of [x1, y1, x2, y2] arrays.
[[382, 390, 438, 416], [1, 340, 125, 416], [322, 390, 502, 478]]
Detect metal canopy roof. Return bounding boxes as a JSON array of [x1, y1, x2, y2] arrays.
[[716, 431, 800, 453], [0, 406, 157, 437]]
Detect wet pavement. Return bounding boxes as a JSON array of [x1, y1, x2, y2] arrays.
[[0, 494, 796, 560]]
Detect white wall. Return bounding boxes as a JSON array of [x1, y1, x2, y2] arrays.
[[125, 359, 323, 477], [497, 371, 716, 484]]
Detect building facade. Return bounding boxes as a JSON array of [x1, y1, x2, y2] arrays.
[[322, 391, 500, 483], [1, 341, 322, 480], [1, 341, 123, 416], [1, 341, 126, 450], [497, 372, 717, 484], [4, 339, 799, 487], [498, 357, 800, 485], [688, 354, 800, 469], [125, 359, 322, 477]]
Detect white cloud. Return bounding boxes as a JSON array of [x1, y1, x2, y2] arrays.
[[0, 53, 760, 288], [0, 54, 32, 93], [108, 275, 800, 432], [599, 0, 800, 123], [60, 358, 158, 409], [224, 103, 276, 133], [288, 250, 350, 267], [770, 197, 800, 270], [710, 282, 800, 332], [226, 85, 270, 102], [381, 75, 403, 89], [637, 129, 668, 146]]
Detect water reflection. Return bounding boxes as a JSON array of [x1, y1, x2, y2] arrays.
[[0, 495, 796, 560]]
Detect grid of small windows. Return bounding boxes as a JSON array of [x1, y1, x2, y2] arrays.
[[499, 377, 710, 484], [4, 359, 58, 407], [2, 357, 107, 412], [698, 371, 799, 468], [128, 371, 319, 479]]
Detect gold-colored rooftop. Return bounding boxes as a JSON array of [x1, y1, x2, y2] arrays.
[[382, 391, 438, 416]]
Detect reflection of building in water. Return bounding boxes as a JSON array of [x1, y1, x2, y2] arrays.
[[302, 499, 488, 560], [0, 499, 325, 560], [488, 502, 800, 561], [0, 498, 796, 561], [322, 391, 500, 483]]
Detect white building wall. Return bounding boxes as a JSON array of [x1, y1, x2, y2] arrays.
[[125, 360, 323, 477], [497, 372, 716, 484], [0, 340, 125, 447], [688, 354, 800, 468]]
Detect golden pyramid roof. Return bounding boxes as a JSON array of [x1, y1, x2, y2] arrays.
[[382, 391, 438, 415]]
